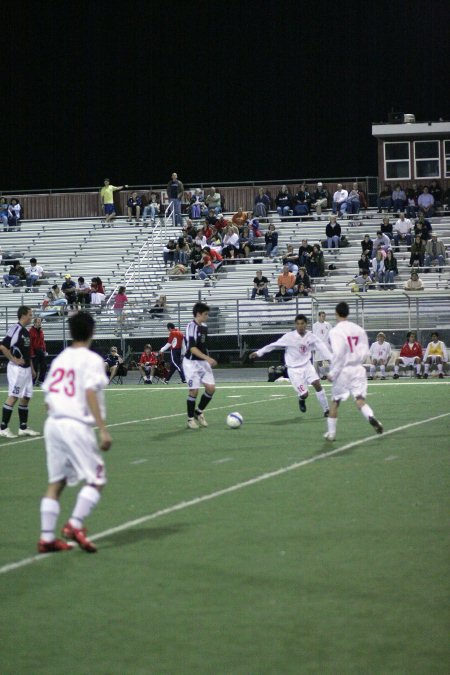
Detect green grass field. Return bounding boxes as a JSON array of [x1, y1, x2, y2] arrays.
[[1, 378, 449, 674]]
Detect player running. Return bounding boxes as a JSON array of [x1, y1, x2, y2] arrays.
[[324, 302, 383, 441], [312, 311, 332, 379], [38, 312, 112, 553], [159, 322, 186, 383], [250, 314, 330, 416]]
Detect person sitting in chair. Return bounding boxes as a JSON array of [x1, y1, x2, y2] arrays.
[[104, 346, 125, 383], [138, 343, 159, 384]]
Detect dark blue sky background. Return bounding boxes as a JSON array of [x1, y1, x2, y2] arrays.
[[3, 0, 449, 191]]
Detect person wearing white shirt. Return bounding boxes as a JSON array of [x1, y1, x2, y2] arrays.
[[39, 312, 111, 554], [368, 332, 392, 380], [423, 332, 448, 378], [393, 213, 412, 248], [26, 257, 44, 291], [324, 302, 383, 440], [250, 314, 331, 416], [312, 311, 332, 379], [222, 226, 240, 259], [332, 184, 349, 216]]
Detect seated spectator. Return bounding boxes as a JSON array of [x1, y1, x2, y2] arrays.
[[47, 284, 68, 311], [205, 208, 218, 227], [393, 213, 412, 248], [368, 332, 392, 379], [127, 192, 142, 223], [305, 244, 325, 277], [406, 183, 419, 218], [139, 344, 159, 383], [194, 228, 207, 249], [104, 346, 125, 383], [371, 230, 391, 258], [358, 250, 371, 275], [424, 233, 446, 272], [265, 224, 279, 258], [113, 285, 128, 324], [276, 185, 292, 219], [393, 331, 423, 378], [383, 249, 398, 289], [205, 187, 222, 214], [377, 184, 393, 213], [371, 250, 386, 288], [163, 239, 177, 266], [203, 246, 223, 271], [423, 332, 447, 378], [251, 270, 269, 300], [380, 216, 393, 240], [232, 207, 248, 231], [274, 285, 293, 302], [182, 218, 197, 241], [414, 214, 432, 241], [142, 192, 160, 225], [294, 267, 312, 294], [222, 226, 240, 259], [214, 212, 229, 231], [25, 257, 44, 291], [391, 184, 406, 212], [417, 186, 434, 218], [409, 234, 426, 268], [346, 182, 361, 214], [175, 236, 190, 265], [282, 244, 299, 273], [3, 260, 26, 287], [429, 180, 442, 207], [198, 251, 216, 281], [149, 295, 167, 317], [61, 274, 77, 307], [325, 216, 341, 248], [348, 271, 371, 293], [91, 276, 105, 294], [361, 233, 373, 256], [239, 225, 255, 258], [248, 214, 262, 237], [312, 182, 329, 219], [7, 198, 22, 230], [293, 186, 310, 217], [404, 271, 424, 291], [277, 264, 296, 296], [90, 281, 106, 306], [190, 243, 204, 278], [77, 276, 91, 306], [332, 184, 348, 216], [298, 239, 313, 267], [189, 189, 207, 219], [253, 187, 270, 219], [0, 198, 9, 230]]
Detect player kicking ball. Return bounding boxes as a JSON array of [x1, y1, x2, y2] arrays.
[[250, 314, 330, 417], [38, 312, 112, 553], [324, 302, 383, 441]]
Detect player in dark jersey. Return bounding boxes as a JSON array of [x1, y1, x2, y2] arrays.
[[183, 302, 217, 429], [0, 306, 40, 438], [159, 322, 186, 383]]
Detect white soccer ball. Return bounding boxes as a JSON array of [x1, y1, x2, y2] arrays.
[[226, 412, 243, 429]]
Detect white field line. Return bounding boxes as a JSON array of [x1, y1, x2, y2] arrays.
[[1, 411, 449, 576]]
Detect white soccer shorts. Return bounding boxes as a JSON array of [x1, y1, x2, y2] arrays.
[[332, 364, 368, 402], [7, 363, 33, 399], [399, 356, 419, 367], [288, 362, 319, 397], [44, 417, 107, 487], [182, 358, 215, 390]]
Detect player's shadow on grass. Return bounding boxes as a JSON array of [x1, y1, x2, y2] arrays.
[[101, 523, 187, 549]]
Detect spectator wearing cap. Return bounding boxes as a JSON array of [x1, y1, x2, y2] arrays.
[[424, 233, 446, 272], [25, 257, 44, 291], [61, 274, 77, 307], [371, 230, 391, 258], [312, 182, 329, 219]]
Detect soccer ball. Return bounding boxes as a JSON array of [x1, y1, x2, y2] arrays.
[[226, 412, 243, 429]]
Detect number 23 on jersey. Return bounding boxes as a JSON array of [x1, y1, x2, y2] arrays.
[[48, 368, 76, 397]]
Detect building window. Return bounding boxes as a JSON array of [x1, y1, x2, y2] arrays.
[[384, 142, 410, 180], [414, 140, 440, 179], [444, 140, 450, 178]]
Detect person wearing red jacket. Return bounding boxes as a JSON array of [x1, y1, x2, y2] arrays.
[[159, 323, 186, 383], [29, 317, 48, 384], [138, 344, 159, 384], [393, 331, 423, 378]]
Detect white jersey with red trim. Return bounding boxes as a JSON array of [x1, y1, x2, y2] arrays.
[[255, 330, 332, 368], [329, 320, 369, 379]]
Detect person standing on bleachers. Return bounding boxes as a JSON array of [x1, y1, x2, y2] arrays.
[[167, 172, 184, 226], [100, 178, 127, 227]]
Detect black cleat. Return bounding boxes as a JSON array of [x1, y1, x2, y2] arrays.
[[367, 375, 374, 380], [299, 398, 307, 413], [423, 373, 428, 379], [369, 416, 383, 434], [324, 410, 329, 417], [393, 373, 399, 379]]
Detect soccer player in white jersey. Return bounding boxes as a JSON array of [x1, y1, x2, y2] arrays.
[[183, 302, 217, 429], [38, 312, 112, 553], [0, 305, 40, 438], [324, 302, 383, 441], [368, 331, 392, 380], [312, 311, 332, 379], [250, 314, 330, 416]]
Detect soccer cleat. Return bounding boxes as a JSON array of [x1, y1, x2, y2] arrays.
[[369, 416, 383, 434], [38, 538, 72, 553], [18, 428, 41, 437], [393, 373, 399, 379], [187, 418, 200, 430], [298, 398, 307, 413], [438, 372, 444, 378], [416, 373, 422, 379], [381, 376, 386, 380], [324, 410, 329, 417], [367, 375, 374, 380], [323, 432, 335, 441], [0, 428, 17, 438], [62, 522, 97, 553], [423, 373, 429, 379], [320, 375, 328, 381], [194, 412, 208, 427]]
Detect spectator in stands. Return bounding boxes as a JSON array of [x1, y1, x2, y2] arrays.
[[274, 285, 293, 302], [251, 270, 269, 300], [47, 284, 68, 312], [127, 192, 142, 223], [189, 189, 207, 220], [100, 178, 126, 227], [254, 187, 270, 219], [203, 246, 223, 272], [380, 216, 393, 240], [306, 245, 325, 278], [183, 218, 197, 242], [232, 207, 248, 231], [29, 317, 48, 385], [190, 243, 204, 278], [414, 214, 432, 241], [276, 185, 292, 220], [384, 249, 398, 289], [76, 277, 91, 307], [222, 226, 240, 259], [113, 286, 128, 326], [25, 257, 44, 291], [0, 198, 9, 230], [361, 233, 373, 256], [91, 277, 105, 295], [298, 239, 313, 267], [392, 184, 406, 212], [167, 172, 184, 226], [424, 233, 446, 272], [429, 180, 442, 207], [248, 214, 263, 238], [149, 295, 167, 318], [332, 184, 348, 216], [104, 346, 125, 383], [325, 216, 341, 249], [404, 271, 424, 291], [393, 213, 413, 249], [265, 224, 279, 258], [406, 183, 419, 218], [282, 244, 299, 273], [349, 271, 371, 293], [3, 260, 25, 287], [409, 234, 426, 268], [393, 331, 423, 378], [194, 228, 207, 249], [7, 198, 22, 230], [371, 230, 391, 258], [346, 182, 361, 215], [371, 250, 386, 288], [358, 250, 371, 275], [312, 182, 329, 219], [139, 344, 158, 384], [417, 186, 434, 218], [175, 236, 190, 265], [61, 274, 77, 307], [239, 225, 255, 258], [198, 250, 216, 281], [293, 186, 310, 217], [377, 184, 393, 213], [206, 208, 218, 228], [205, 187, 222, 214], [142, 192, 160, 225], [297, 183, 313, 211], [294, 267, 312, 294], [163, 239, 177, 266], [423, 332, 447, 378], [277, 264, 296, 296]]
